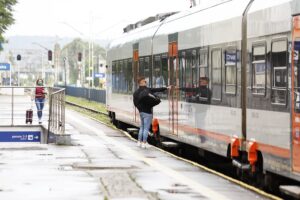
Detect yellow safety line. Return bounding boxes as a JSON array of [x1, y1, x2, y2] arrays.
[[67, 109, 282, 200]]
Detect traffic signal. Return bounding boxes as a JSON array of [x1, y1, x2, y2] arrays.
[[78, 52, 82, 62], [48, 50, 52, 61], [17, 54, 21, 61]]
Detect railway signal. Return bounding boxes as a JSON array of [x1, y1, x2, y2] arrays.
[[78, 52, 82, 62], [48, 50, 52, 61]]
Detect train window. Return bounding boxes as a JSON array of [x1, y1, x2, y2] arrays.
[[211, 49, 222, 101], [198, 48, 210, 103], [153, 56, 163, 88], [185, 51, 192, 90], [225, 48, 237, 95], [112, 61, 116, 93], [179, 51, 186, 101], [144, 57, 151, 87], [139, 57, 145, 78], [127, 59, 133, 94], [199, 48, 208, 78], [271, 39, 288, 105], [192, 50, 198, 88], [119, 60, 126, 93], [185, 50, 198, 102], [252, 44, 266, 95], [161, 54, 168, 99], [116, 61, 120, 93]]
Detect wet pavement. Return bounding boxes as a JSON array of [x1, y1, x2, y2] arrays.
[[0, 109, 273, 200]]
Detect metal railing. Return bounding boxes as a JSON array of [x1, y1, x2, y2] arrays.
[[0, 86, 65, 136], [0, 86, 49, 126], [48, 87, 65, 136]]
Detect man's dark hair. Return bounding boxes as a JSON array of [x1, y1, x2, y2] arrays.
[[137, 76, 146, 84]]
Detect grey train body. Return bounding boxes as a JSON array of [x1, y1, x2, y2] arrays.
[[107, 0, 300, 183]]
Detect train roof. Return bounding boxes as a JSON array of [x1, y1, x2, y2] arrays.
[[108, 0, 293, 50]]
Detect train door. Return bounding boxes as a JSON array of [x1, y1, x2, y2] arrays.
[[133, 44, 139, 124], [168, 35, 179, 136], [292, 16, 300, 172]]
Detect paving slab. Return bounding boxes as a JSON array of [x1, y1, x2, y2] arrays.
[[0, 108, 275, 200]]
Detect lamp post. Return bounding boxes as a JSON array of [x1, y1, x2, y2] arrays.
[[31, 42, 49, 84], [63, 57, 67, 86], [61, 22, 92, 88]]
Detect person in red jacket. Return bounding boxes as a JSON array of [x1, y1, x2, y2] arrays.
[[35, 79, 46, 124]]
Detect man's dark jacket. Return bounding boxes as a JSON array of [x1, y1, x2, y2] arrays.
[[133, 86, 167, 114]]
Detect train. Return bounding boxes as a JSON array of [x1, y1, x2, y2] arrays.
[[106, 0, 300, 195]]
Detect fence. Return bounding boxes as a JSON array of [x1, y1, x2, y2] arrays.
[[58, 86, 106, 104]]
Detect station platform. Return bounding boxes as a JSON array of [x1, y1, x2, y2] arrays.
[[0, 109, 274, 200]]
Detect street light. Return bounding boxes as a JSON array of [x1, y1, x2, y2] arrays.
[[63, 57, 67, 86], [31, 42, 50, 84]]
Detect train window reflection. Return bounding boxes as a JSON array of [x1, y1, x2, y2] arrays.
[[198, 48, 210, 103], [144, 57, 150, 87], [179, 52, 186, 101], [119, 61, 126, 93], [211, 49, 222, 101], [127, 59, 133, 94], [112, 62, 116, 93], [252, 44, 266, 95], [116, 61, 120, 92], [139, 57, 144, 78], [161, 55, 168, 100], [271, 39, 288, 105], [153, 56, 162, 88]]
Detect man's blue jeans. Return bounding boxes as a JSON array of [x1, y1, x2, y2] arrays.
[[138, 112, 153, 142], [35, 98, 45, 120]]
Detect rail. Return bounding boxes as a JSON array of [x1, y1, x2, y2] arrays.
[[48, 87, 65, 137]]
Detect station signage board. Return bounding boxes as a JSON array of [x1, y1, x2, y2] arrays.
[[0, 131, 41, 142], [0, 63, 10, 71], [94, 73, 105, 78]]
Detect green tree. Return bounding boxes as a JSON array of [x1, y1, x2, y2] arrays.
[[60, 38, 106, 85], [0, 0, 17, 48]]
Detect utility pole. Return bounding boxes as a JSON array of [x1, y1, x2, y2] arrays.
[[63, 57, 67, 86]]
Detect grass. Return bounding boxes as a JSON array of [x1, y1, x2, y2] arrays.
[[65, 95, 112, 126], [66, 95, 108, 113]]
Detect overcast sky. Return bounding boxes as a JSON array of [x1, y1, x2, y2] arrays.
[[5, 0, 190, 40]]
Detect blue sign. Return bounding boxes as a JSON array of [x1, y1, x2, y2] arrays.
[[0, 131, 41, 142], [0, 63, 10, 71], [225, 53, 238, 63], [94, 73, 105, 78]]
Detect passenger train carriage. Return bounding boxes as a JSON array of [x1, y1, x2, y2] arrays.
[[106, 0, 300, 191]]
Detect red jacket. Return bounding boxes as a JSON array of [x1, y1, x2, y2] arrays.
[[35, 87, 45, 99]]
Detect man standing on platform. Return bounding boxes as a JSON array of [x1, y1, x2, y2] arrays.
[[133, 76, 168, 148]]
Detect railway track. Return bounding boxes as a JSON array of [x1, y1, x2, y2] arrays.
[[66, 101, 286, 200]]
